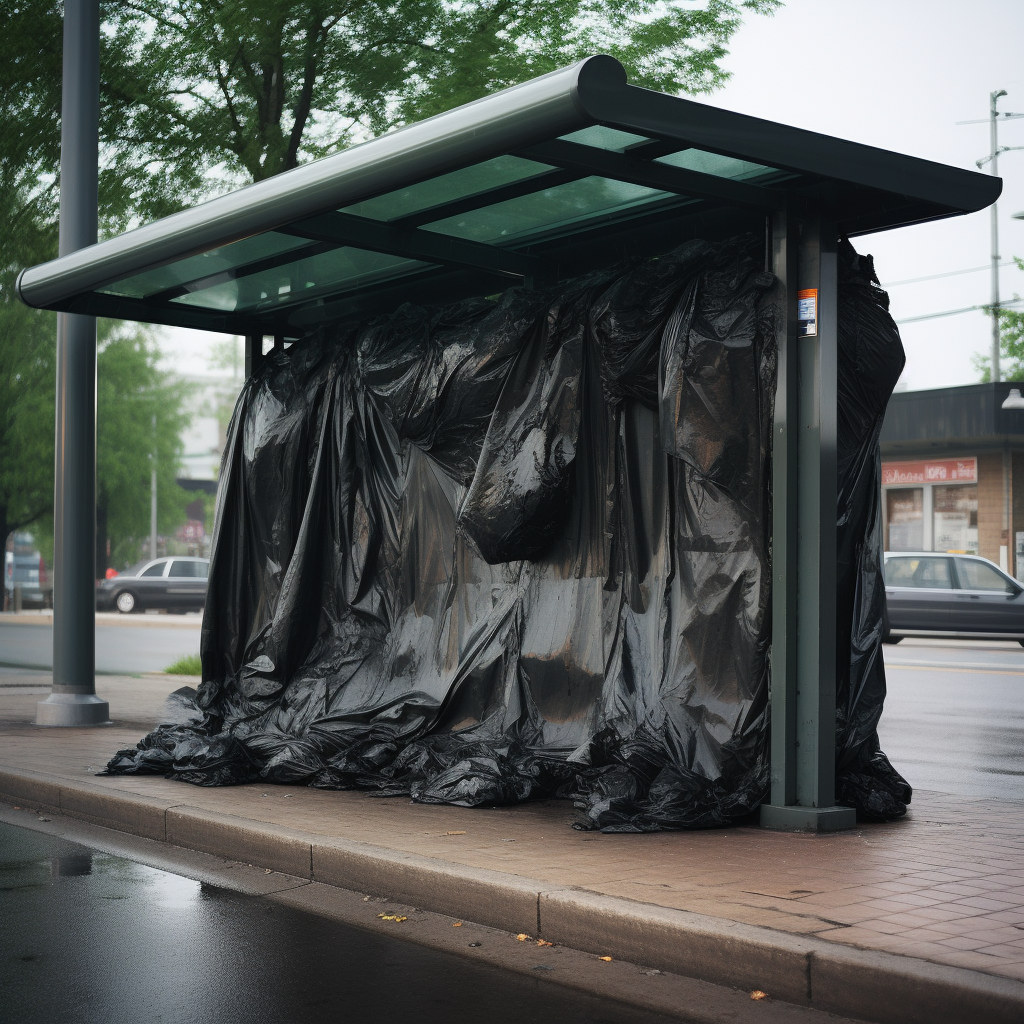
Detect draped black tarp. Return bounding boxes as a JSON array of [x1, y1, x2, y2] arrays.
[[106, 235, 911, 830]]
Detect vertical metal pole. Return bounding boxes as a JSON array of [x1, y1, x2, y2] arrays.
[[244, 335, 264, 378], [761, 200, 854, 831], [990, 90, 1005, 384], [38, 0, 109, 726], [795, 207, 839, 811], [768, 201, 798, 809], [150, 414, 157, 559]]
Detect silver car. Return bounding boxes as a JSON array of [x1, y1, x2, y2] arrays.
[[96, 556, 209, 614], [883, 551, 1024, 645]]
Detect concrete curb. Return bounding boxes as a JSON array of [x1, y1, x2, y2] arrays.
[[0, 612, 203, 629], [2, 765, 1022, 1024]]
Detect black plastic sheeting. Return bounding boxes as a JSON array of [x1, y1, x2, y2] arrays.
[[106, 235, 911, 830]]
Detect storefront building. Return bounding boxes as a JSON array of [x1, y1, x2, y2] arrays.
[[880, 382, 1024, 578]]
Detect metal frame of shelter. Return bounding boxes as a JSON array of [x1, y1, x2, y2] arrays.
[[19, 54, 1000, 830]]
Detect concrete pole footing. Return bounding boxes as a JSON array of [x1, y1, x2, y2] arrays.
[[759, 804, 857, 832], [36, 693, 111, 727]]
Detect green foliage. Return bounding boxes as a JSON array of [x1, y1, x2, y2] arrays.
[[164, 652, 202, 675], [104, 0, 779, 191], [973, 258, 1024, 382], [96, 324, 193, 567], [2, 0, 777, 562], [0, 300, 56, 550], [1, 2, 195, 562]]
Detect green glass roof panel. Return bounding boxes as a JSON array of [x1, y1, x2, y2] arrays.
[[421, 176, 676, 244], [170, 247, 433, 312], [654, 148, 776, 181], [16, 57, 1001, 336], [558, 126, 653, 151], [339, 155, 555, 223], [97, 232, 312, 300]]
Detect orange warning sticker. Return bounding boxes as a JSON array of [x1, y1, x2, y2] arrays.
[[797, 288, 818, 336]]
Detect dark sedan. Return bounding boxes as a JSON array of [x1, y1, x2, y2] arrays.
[[96, 556, 209, 614], [883, 551, 1024, 644]]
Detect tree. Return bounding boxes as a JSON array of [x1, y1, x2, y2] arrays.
[[104, 1, 779, 191], [96, 326, 193, 570], [973, 258, 1024, 382], [0, 2, 196, 564], [2, 0, 778, 559], [0, 0, 61, 552]]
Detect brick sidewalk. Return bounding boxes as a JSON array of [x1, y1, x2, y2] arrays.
[[2, 669, 1022, 985]]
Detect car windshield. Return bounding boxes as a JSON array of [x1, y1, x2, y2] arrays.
[[123, 560, 149, 577]]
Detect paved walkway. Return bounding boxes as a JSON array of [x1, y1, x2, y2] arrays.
[[2, 668, 1022, 1023]]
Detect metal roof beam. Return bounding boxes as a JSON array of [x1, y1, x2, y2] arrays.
[[143, 240, 337, 304], [515, 139, 782, 211], [280, 211, 551, 280], [395, 167, 583, 227]]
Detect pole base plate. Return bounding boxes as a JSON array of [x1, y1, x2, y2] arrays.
[[36, 693, 111, 727], [759, 804, 857, 832]]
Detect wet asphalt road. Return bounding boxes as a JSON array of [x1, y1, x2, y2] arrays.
[[879, 639, 1024, 803], [0, 823, 674, 1024], [0, 617, 201, 674]]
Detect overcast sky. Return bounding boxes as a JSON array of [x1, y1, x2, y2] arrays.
[[714, 0, 1024, 390], [160, 0, 1024, 392]]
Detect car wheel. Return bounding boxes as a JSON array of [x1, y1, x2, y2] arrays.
[[115, 591, 137, 614]]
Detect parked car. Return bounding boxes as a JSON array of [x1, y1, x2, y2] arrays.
[[4, 534, 50, 609], [96, 556, 209, 614], [883, 551, 1024, 644]]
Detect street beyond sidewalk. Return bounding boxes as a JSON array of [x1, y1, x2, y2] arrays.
[[1, 669, 1022, 1024], [0, 611, 201, 674]]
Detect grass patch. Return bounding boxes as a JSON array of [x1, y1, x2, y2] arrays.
[[165, 653, 202, 676]]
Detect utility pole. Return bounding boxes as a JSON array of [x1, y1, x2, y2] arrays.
[[970, 91, 1024, 382], [989, 90, 1006, 383], [150, 414, 157, 559], [37, 0, 109, 726]]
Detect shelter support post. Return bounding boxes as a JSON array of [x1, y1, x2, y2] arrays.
[[38, 0, 108, 726], [245, 335, 265, 378], [760, 200, 855, 831]]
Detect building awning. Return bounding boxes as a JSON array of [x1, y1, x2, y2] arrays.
[[17, 55, 1001, 337]]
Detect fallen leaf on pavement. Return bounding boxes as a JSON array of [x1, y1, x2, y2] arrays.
[[453, 922, 463, 927], [750, 991, 767, 1001], [516, 934, 531, 942], [598, 956, 613, 962]]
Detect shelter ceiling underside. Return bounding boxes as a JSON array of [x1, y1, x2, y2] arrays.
[[20, 58, 995, 337], [90, 127, 796, 334]]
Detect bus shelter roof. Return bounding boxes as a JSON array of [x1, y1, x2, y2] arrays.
[[17, 55, 1001, 337]]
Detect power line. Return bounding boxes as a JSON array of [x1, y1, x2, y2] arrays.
[[895, 299, 1024, 325], [882, 262, 1016, 287], [955, 112, 1024, 124]]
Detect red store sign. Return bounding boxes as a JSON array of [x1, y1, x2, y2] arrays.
[[881, 458, 977, 486]]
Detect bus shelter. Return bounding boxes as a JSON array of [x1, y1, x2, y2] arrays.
[[18, 56, 999, 830]]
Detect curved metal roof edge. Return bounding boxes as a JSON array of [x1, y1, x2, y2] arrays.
[[586, 85, 1002, 214], [17, 56, 617, 309], [17, 53, 1001, 313]]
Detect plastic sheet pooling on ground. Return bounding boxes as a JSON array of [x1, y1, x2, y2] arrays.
[[106, 236, 912, 830]]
